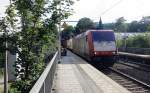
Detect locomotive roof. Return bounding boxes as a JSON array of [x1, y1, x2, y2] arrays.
[[87, 29, 113, 32], [75, 29, 114, 38]]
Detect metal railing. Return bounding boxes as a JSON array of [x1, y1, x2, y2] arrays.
[[30, 52, 58, 93]]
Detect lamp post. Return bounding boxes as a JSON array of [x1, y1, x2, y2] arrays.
[[123, 30, 128, 51], [4, 23, 8, 93], [58, 21, 61, 63], [58, 1, 61, 63], [0, 17, 9, 93]]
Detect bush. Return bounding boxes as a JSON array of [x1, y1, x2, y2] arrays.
[[117, 33, 150, 48]]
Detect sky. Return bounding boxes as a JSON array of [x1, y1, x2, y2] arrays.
[[66, 0, 150, 24], [1, 0, 150, 25], [0, 0, 9, 17]]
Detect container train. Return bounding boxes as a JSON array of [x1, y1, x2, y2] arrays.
[[67, 30, 117, 67]]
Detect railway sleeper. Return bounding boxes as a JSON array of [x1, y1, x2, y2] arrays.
[[119, 81, 133, 84], [113, 78, 130, 82], [127, 87, 145, 91], [133, 91, 150, 93], [114, 79, 126, 82], [119, 82, 133, 86], [123, 84, 137, 87]]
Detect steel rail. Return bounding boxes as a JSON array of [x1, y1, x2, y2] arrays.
[[109, 67, 150, 90]]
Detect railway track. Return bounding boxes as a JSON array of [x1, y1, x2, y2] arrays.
[[128, 61, 150, 68], [88, 54, 150, 92], [103, 67, 150, 93], [117, 61, 150, 72], [119, 57, 150, 66], [114, 60, 150, 85]]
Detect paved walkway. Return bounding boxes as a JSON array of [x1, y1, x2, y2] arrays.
[[53, 51, 131, 93]]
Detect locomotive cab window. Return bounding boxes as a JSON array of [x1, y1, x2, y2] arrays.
[[92, 31, 115, 42], [92, 31, 116, 51]]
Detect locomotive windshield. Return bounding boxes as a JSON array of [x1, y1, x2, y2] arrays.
[[92, 31, 116, 51], [92, 31, 115, 42]]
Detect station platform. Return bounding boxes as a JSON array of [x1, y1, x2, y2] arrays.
[[53, 51, 131, 93]]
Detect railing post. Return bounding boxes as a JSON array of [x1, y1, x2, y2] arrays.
[[44, 81, 45, 93], [4, 26, 8, 93]]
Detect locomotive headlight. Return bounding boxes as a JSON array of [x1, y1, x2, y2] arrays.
[[94, 52, 97, 55]]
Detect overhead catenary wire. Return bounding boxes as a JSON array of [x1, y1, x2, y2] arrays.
[[65, 0, 124, 22], [63, 0, 124, 23], [100, 0, 123, 16]]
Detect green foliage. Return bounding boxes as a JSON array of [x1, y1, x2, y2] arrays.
[[127, 16, 150, 32], [76, 17, 95, 33], [128, 21, 139, 32], [0, 68, 4, 78], [117, 34, 150, 48], [116, 39, 123, 47], [9, 87, 20, 93], [103, 23, 115, 29], [95, 16, 150, 32], [61, 25, 75, 40], [1, 0, 74, 92], [146, 24, 150, 32], [0, 52, 4, 68], [0, 34, 5, 53], [114, 17, 127, 32], [0, 18, 8, 69], [127, 34, 150, 48]]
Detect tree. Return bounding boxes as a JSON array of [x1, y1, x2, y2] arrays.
[[115, 17, 127, 32], [128, 21, 139, 32], [139, 16, 150, 32], [61, 25, 75, 40], [76, 17, 95, 33], [117, 34, 150, 48], [103, 23, 115, 29], [146, 24, 150, 32], [127, 16, 150, 32], [1, 0, 74, 92]]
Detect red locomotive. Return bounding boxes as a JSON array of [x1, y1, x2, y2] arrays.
[[67, 30, 117, 67]]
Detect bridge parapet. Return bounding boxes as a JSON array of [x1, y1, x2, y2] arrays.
[[30, 52, 58, 93]]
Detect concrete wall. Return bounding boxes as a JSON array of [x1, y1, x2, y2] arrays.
[[8, 52, 16, 81]]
